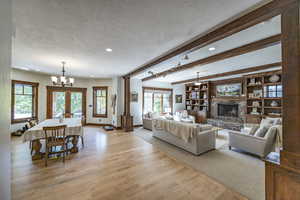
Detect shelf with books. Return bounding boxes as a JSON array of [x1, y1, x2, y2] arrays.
[[185, 82, 210, 115], [244, 70, 282, 123]]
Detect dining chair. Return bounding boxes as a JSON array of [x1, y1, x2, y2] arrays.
[[43, 125, 68, 167], [80, 115, 85, 148], [64, 113, 74, 118], [28, 119, 39, 154]]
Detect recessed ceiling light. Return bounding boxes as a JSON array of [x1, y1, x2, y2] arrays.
[[105, 48, 112, 52], [89, 75, 95, 77], [21, 67, 30, 71], [208, 47, 216, 51], [35, 69, 41, 72]]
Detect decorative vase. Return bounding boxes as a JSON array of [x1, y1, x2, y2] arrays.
[[269, 74, 280, 83], [271, 101, 278, 107]]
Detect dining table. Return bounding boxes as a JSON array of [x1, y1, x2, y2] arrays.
[[23, 118, 83, 160]]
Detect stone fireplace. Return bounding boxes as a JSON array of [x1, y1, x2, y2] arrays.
[[207, 98, 246, 131], [218, 103, 239, 118]]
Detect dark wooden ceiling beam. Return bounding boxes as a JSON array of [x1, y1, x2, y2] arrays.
[[142, 34, 281, 81], [171, 62, 282, 85], [125, 0, 289, 77]]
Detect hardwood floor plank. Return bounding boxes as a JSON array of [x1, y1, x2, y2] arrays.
[[11, 127, 247, 200]]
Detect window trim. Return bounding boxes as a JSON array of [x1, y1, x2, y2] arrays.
[[142, 87, 173, 115], [11, 80, 39, 124], [93, 86, 108, 118]]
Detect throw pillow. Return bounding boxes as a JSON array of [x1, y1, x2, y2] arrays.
[[260, 118, 274, 128], [165, 114, 173, 120], [173, 115, 181, 122], [249, 126, 259, 135], [266, 117, 282, 125], [241, 127, 252, 134], [254, 126, 268, 137]]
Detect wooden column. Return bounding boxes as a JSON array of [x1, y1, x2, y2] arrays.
[[265, 0, 300, 199], [121, 76, 133, 132]]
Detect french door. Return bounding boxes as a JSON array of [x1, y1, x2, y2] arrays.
[[46, 86, 87, 124]]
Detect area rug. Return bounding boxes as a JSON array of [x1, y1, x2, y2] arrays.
[[134, 128, 265, 200]]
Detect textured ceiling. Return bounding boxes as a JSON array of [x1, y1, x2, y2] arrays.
[[12, 0, 267, 78]]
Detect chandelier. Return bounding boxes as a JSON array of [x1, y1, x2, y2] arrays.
[[51, 61, 74, 87], [194, 72, 201, 86]]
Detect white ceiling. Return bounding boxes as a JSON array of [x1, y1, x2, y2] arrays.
[[160, 44, 282, 83], [135, 15, 282, 82], [12, 0, 268, 78]]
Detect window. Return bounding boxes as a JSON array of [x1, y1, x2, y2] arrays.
[[143, 87, 172, 114], [11, 80, 39, 123], [93, 87, 108, 117], [264, 85, 283, 98]]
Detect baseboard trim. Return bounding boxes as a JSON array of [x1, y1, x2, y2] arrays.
[[113, 126, 122, 130], [85, 123, 142, 129], [85, 123, 112, 127], [134, 124, 143, 128]]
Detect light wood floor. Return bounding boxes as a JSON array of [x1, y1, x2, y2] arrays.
[[11, 127, 247, 200]]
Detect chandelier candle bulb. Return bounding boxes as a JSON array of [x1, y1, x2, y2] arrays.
[[51, 76, 58, 83], [60, 76, 66, 84], [69, 77, 74, 84]]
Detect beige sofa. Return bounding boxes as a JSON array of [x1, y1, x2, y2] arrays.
[[143, 111, 195, 131], [152, 119, 216, 155], [143, 118, 153, 130]]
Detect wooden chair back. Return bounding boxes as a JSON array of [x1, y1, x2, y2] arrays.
[[81, 115, 86, 126], [64, 113, 74, 118], [43, 125, 67, 167], [43, 125, 67, 142]]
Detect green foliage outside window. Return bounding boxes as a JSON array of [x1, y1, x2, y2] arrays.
[[14, 84, 33, 119]]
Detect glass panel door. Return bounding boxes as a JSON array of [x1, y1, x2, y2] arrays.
[[71, 92, 83, 118], [153, 93, 162, 113], [52, 92, 66, 118], [47, 87, 86, 120]]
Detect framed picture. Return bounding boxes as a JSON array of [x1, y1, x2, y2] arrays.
[[175, 95, 183, 103], [131, 92, 138, 102], [216, 83, 241, 97]]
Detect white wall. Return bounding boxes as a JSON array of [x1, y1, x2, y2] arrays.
[[11, 69, 115, 131], [0, 0, 11, 199], [130, 79, 185, 125], [112, 77, 123, 127], [173, 84, 186, 112], [130, 78, 143, 125], [10, 70, 186, 130]]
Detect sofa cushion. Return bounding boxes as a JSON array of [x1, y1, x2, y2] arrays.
[[180, 118, 193, 123], [197, 124, 212, 132], [254, 126, 268, 137]]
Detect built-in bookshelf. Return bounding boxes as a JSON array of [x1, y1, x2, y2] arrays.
[[185, 82, 210, 115], [244, 70, 282, 122]]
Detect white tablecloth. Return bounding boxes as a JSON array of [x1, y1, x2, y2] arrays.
[[23, 118, 83, 142]]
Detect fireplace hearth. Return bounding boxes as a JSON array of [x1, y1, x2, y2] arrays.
[[218, 103, 239, 118]]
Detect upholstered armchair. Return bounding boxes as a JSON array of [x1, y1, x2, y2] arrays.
[[228, 125, 279, 158]]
